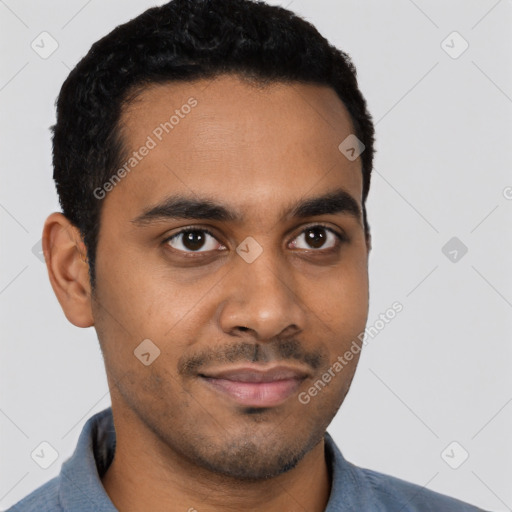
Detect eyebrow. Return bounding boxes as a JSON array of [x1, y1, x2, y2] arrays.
[[130, 188, 362, 227]]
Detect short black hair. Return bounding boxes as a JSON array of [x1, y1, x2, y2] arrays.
[[52, 0, 375, 292]]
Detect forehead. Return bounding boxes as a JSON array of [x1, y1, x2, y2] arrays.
[[122, 74, 356, 150], [105, 75, 363, 225]]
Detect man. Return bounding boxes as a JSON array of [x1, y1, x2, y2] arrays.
[[9, 0, 486, 510]]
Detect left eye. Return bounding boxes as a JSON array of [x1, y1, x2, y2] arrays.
[[290, 226, 342, 250], [164, 225, 344, 254]]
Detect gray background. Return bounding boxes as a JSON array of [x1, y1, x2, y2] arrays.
[[1, 0, 511, 510]]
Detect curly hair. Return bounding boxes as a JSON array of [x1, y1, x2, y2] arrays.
[[51, 0, 375, 292]]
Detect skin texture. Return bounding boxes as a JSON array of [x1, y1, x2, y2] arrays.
[[43, 74, 371, 512]]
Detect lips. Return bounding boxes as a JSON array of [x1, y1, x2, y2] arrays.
[[198, 365, 309, 408]]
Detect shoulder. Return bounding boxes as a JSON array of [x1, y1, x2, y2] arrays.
[[5, 476, 63, 512], [325, 432, 487, 511], [357, 465, 487, 511]]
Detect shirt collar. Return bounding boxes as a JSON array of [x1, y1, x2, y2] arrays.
[[58, 406, 370, 511], [59, 407, 117, 511], [324, 430, 377, 510]]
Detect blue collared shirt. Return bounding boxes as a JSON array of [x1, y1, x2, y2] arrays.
[[7, 407, 487, 511]]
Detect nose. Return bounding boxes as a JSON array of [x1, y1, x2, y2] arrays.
[[216, 248, 306, 342]]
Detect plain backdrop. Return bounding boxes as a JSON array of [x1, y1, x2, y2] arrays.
[[1, 1, 511, 510]]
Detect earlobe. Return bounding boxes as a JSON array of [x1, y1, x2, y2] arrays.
[[42, 212, 94, 328]]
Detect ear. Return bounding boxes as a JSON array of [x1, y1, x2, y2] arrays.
[[366, 230, 372, 253], [42, 212, 94, 328]]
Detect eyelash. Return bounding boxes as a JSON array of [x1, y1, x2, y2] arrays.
[[161, 223, 348, 256]]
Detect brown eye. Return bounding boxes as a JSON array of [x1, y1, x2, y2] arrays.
[[165, 229, 225, 253], [290, 225, 345, 251], [304, 227, 328, 249]]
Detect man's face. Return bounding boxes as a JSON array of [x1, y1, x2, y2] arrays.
[[91, 74, 370, 479]]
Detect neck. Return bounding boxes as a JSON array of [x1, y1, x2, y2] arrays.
[[101, 414, 331, 512]]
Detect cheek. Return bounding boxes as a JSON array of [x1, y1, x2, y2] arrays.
[[93, 249, 212, 378], [94, 238, 179, 328], [300, 256, 369, 335]]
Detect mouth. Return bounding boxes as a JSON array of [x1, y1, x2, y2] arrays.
[[198, 365, 309, 408]]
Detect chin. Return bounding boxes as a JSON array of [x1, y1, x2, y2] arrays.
[[183, 427, 324, 481]]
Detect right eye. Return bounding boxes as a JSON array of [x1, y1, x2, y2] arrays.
[[163, 228, 226, 254]]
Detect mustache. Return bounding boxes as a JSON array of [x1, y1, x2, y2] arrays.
[[178, 339, 328, 376]]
